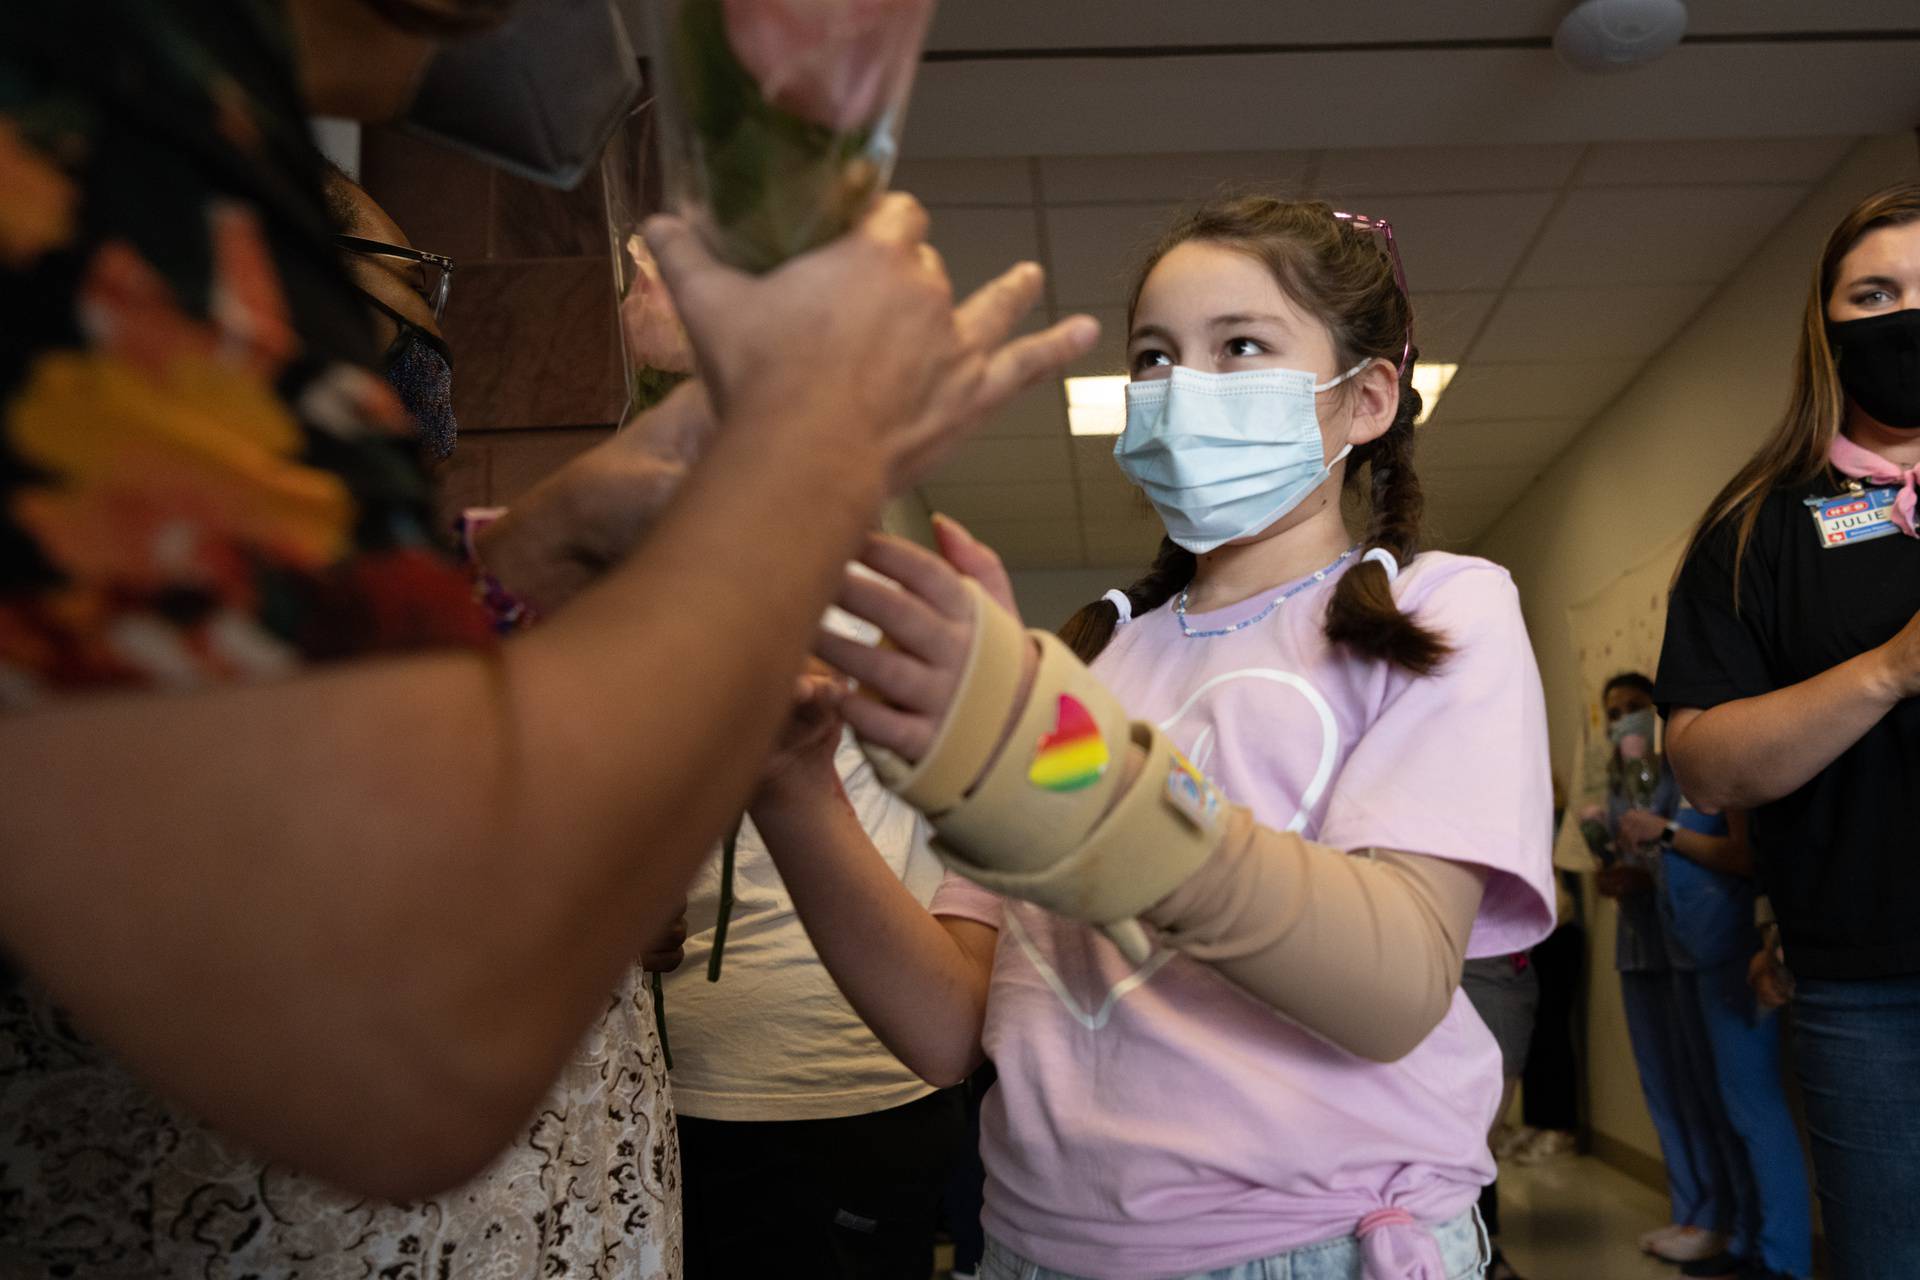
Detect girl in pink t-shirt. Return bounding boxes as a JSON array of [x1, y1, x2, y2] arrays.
[[755, 197, 1555, 1280]]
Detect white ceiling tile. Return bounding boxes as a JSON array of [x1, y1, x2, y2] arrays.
[[973, 383, 1068, 437], [1047, 193, 1554, 310], [1068, 434, 1121, 470], [927, 435, 1075, 486], [1578, 136, 1857, 187], [1471, 285, 1713, 363], [1040, 152, 1316, 205], [1516, 184, 1809, 288], [1427, 362, 1640, 422], [1416, 417, 1587, 474], [923, 481, 1081, 525], [1079, 479, 1151, 522], [1064, 306, 1132, 379], [930, 206, 1045, 297], [1684, 4, 1920, 36], [957, 517, 1087, 570], [1081, 512, 1167, 568], [1364, 191, 1560, 293], [1411, 291, 1498, 363], [925, 3, 1578, 51], [922, 2, 1920, 50], [893, 156, 1035, 206], [906, 47, 1917, 160], [1043, 204, 1180, 309], [1314, 143, 1581, 197], [1070, 436, 1142, 516]]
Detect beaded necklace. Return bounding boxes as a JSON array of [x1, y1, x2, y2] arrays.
[[1174, 546, 1356, 639]]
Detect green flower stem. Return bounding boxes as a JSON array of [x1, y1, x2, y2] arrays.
[[706, 815, 742, 983], [650, 970, 672, 1070], [624, 364, 690, 422]]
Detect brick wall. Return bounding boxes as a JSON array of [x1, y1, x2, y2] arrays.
[[361, 124, 932, 545], [359, 126, 644, 526]]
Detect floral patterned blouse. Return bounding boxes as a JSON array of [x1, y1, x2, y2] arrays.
[[0, 3, 679, 1275]]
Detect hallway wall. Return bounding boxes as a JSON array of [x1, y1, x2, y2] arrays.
[[1476, 131, 1920, 1169]]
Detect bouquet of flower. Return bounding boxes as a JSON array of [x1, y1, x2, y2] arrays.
[[644, 0, 936, 272]]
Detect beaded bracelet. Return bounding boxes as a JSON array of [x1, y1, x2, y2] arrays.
[[455, 507, 541, 634]]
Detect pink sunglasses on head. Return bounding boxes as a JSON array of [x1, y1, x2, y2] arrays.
[[1332, 210, 1413, 374]]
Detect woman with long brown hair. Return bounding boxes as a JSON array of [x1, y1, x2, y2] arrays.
[[1656, 180, 1920, 1280]]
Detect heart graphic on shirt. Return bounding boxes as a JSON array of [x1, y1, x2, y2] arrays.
[[1009, 665, 1343, 1030], [1027, 694, 1109, 792], [1157, 668, 1340, 833]]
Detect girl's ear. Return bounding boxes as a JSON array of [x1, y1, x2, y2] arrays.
[[1344, 357, 1402, 449]]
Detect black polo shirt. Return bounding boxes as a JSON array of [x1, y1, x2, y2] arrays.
[[1656, 472, 1920, 980]]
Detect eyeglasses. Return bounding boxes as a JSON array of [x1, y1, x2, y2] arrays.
[[1332, 210, 1412, 374], [335, 234, 456, 321]]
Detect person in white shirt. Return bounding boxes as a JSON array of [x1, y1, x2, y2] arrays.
[[665, 696, 967, 1278]]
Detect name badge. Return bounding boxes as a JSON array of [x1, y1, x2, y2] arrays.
[[1807, 485, 1900, 548]]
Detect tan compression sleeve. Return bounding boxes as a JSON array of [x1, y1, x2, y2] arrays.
[[1143, 812, 1488, 1063]]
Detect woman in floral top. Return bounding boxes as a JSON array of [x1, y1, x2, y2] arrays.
[[0, 0, 1096, 1273]]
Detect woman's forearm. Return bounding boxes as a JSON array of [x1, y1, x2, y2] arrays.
[[1668, 646, 1903, 809], [750, 776, 993, 1087], [0, 412, 885, 1199]]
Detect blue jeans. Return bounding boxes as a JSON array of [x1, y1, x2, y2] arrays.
[[1792, 974, 1920, 1280], [1689, 959, 1811, 1277], [1620, 970, 1734, 1231], [979, 1209, 1487, 1280]]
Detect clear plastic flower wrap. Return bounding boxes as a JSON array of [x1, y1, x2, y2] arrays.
[[603, 103, 697, 420], [643, 0, 936, 273]]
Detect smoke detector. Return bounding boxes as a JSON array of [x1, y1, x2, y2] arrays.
[[1554, 0, 1688, 73]]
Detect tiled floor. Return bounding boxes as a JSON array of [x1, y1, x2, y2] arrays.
[[1498, 1154, 1682, 1278]]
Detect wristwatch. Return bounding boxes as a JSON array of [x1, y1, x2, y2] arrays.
[[1662, 819, 1680, 844]]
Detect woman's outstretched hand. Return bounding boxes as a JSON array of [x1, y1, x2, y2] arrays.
[[645, 195, 1099, 496]]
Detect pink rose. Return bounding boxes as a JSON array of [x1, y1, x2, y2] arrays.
[[1618, 732, 1649, 762], [722, 0, 934, 131], [619, 235, 695, 375]]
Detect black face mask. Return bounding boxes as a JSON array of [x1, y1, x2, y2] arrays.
[[365, 293, 459, 459], [1829, 308, 1920, 430]]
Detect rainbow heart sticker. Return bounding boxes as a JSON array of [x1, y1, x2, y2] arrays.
[[1028, 694, 1109, 792]]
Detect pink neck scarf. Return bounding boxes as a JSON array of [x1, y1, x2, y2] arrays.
[[1830, 434, 1920, 537]]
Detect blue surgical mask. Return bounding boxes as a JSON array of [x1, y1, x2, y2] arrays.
[[1608, 707, 1656, 748], [1114, 362, 1367, 554]]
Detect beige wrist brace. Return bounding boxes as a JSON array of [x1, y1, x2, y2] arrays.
[[860, 590, 1229, 963], [862, 579, 1028, 816]]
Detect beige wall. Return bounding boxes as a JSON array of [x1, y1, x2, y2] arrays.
[[1475, 132, 1920, 1168]]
